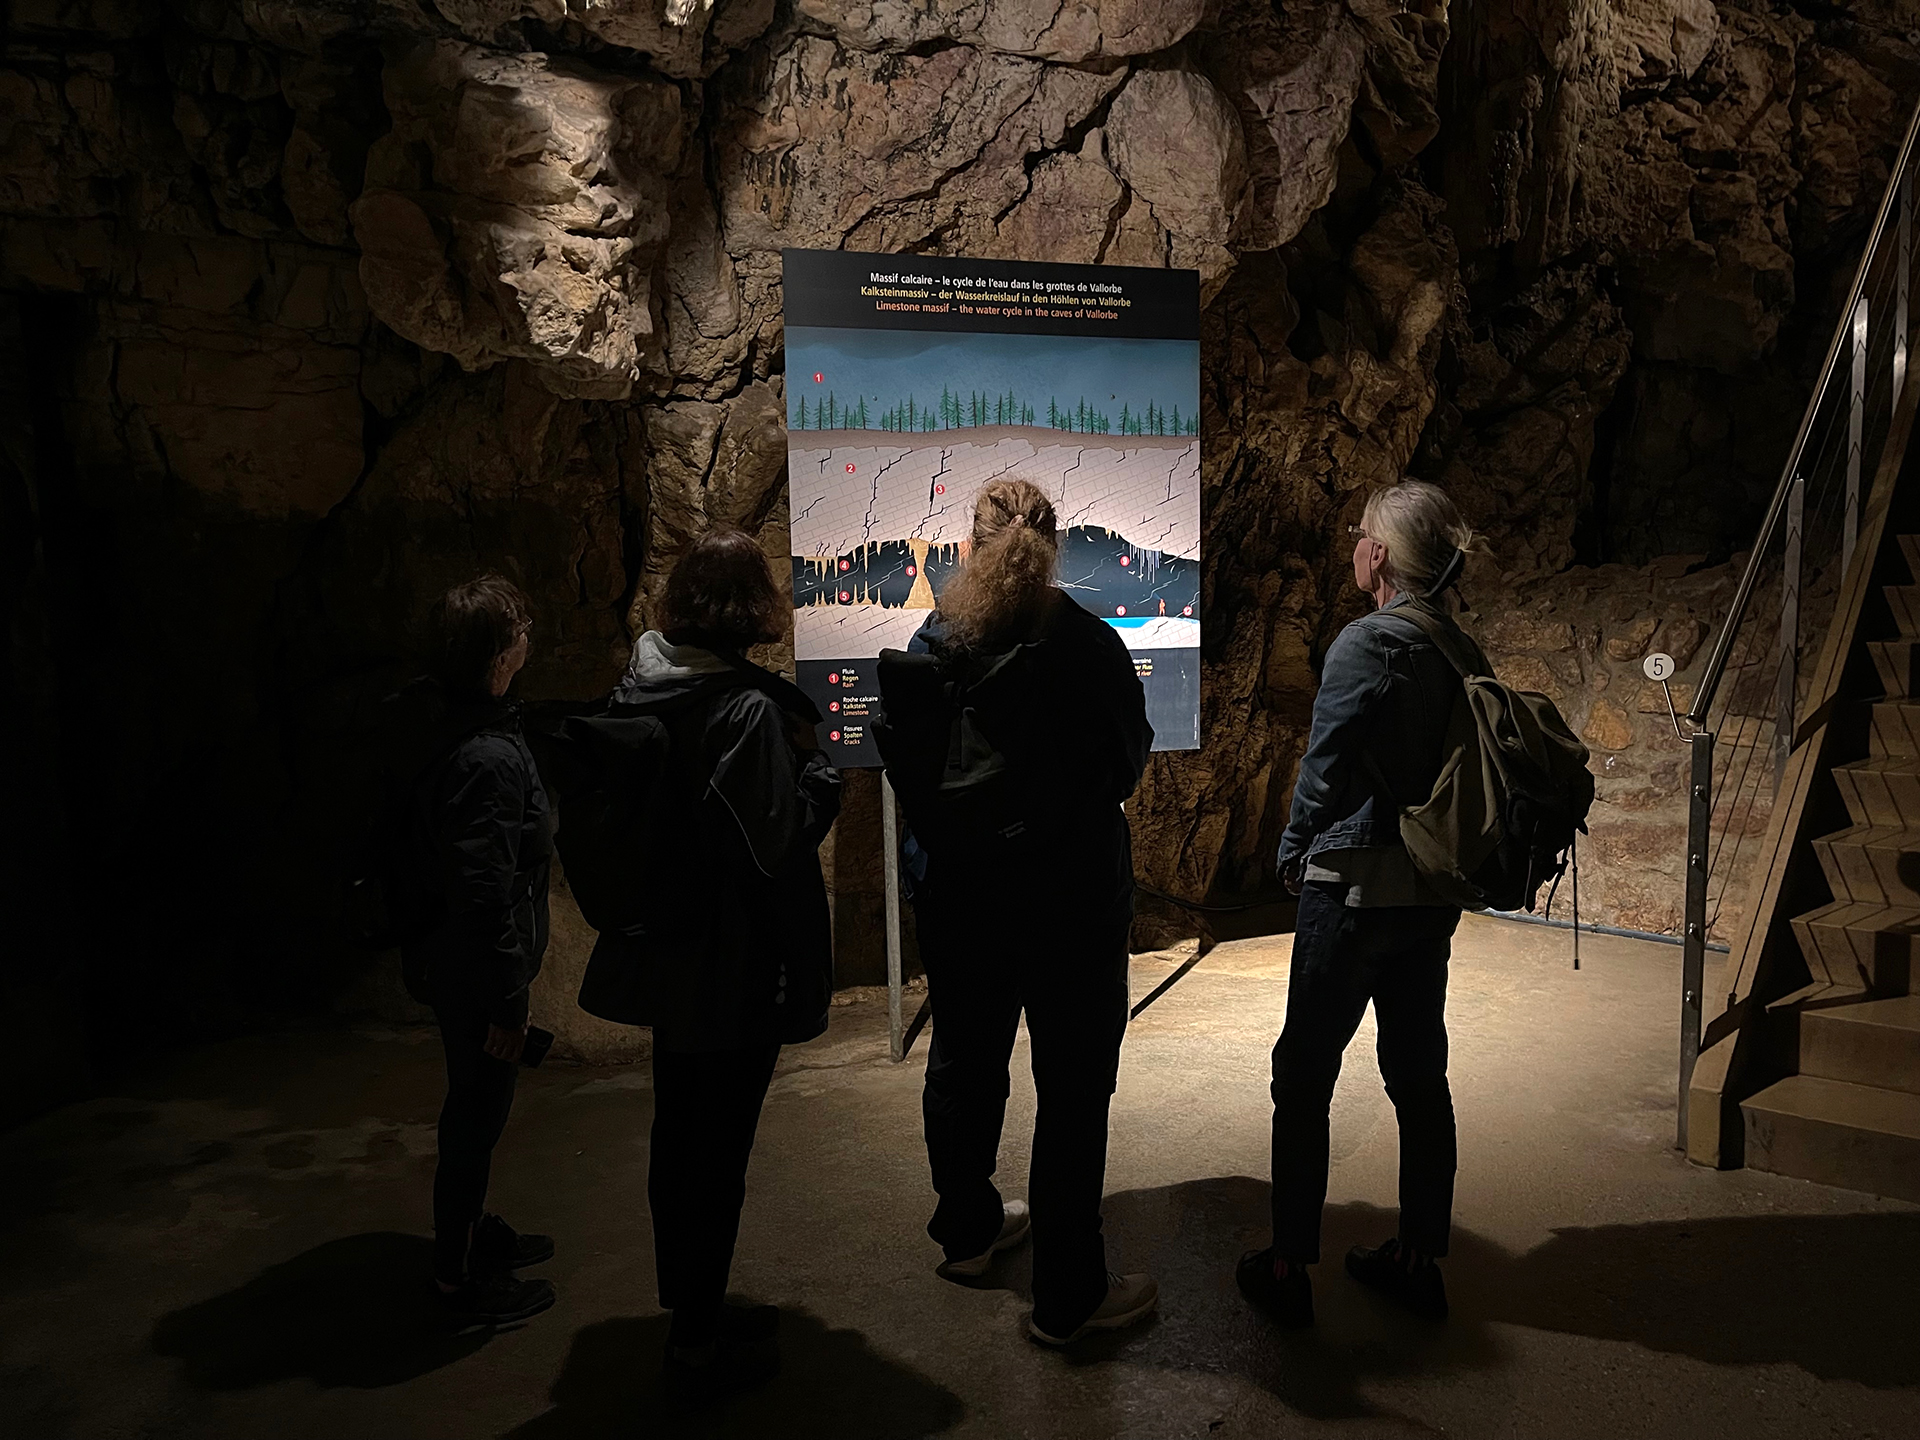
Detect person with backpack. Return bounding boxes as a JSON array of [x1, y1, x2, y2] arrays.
[[1239, 481, 1491, 1328], [874, 477, 1156, 1348], [555, 529, 840, 1379], [385, 575, 557, 1325]]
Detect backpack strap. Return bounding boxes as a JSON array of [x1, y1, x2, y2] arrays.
[[1362, 600, 1490, 681]]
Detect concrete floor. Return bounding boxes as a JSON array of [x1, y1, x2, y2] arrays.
[[4, 915, 1917, 1440]]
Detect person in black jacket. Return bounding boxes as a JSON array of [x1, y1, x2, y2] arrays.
[[393, 574, 556, 1324], [876, 477, 1155, 1347], [571, 528, 841, 1376], [1238, 480, 1486, 1329]]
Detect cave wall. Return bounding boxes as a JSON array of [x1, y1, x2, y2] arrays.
[[3, 0, 1917, 1090]]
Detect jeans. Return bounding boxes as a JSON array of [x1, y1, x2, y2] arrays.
[[1270, 882, 1460, 1262], [918, 895, 1132, 1336], [649, 1043, 782, 1323], [432, 1007, 520, 1283]]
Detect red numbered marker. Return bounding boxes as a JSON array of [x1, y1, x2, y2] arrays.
[[839, 559, 851, 571], [934, 484, 945, 495], [829, 730, 841, 742], [829, 701, 840, 713], [1119, 555, 1130, 567], [1183, 605, 1193, 617], [813, 372, 824, 383], [845, 463, 857, 473], [839, 590, 851, 601], [1115, 605, 1127, 616], [827, 672, 839, 685], [906, 564, 917, 577]]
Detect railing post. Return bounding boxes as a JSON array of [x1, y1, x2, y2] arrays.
[[1679, 728, 1715, 1152], [1845, 297, 1868, 572], [1775, 469, 1804, 792], [1898, 175, 1910, 403]]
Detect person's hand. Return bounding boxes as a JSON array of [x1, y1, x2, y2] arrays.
[[1282, 859, 1303, 897], [787, 712, 822, 752], [485, 1022, 529, 1062]]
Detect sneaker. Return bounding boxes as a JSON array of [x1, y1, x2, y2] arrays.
[[469, 1212, 556, 1275], [938, 1200, 1031, 1278], [1235, 1247, 1313, 1327], [436, 1272, 556, 1326], [1027, 1271, 1159, 1346], [1345, 1239, 1447, 1320]]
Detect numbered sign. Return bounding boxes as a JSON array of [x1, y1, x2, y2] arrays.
[[1643, 652, 1676, 682]]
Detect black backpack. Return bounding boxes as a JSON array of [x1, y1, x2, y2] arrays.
[[874, 646, 1044, 857], [1365, 604, 1595, 913], [535, 677, 734, 935]]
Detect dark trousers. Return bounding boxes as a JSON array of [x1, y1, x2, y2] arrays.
[[649, 1043, 782, 1319], [432, 1007, 520, 1282], [919, 897, 1132, 1336], [1270, 883, 1460, 1263]]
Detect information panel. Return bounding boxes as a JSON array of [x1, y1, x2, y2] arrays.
[[782, 249, 1202, 768]]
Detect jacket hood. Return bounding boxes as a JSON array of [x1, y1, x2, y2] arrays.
[[615, 632, 822, 723]]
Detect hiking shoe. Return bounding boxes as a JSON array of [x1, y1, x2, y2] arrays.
[[469, 1213, 556, 1275], [938, 1200, 1031, 1278], [1235, 1247, 1313, 1327], [437, 1272, 556, 1326], [1345, 1239, 1447, 1320], [1027, 1271, 1159, 1345]]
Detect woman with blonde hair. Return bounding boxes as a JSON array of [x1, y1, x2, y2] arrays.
[[876, 477, 1156, 1346], [1240, 479, 1488, 1328]]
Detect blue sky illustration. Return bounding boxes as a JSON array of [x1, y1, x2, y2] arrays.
[[785, 326, 1199, 427]]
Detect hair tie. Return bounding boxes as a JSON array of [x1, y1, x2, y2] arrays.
[[1425, 546, 1465, 597]]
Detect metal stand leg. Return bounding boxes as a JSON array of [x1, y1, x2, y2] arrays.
[[882, 772, 904, 1062]]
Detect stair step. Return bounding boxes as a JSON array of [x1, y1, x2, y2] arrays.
[[1789, 900, 1919, 995], [1833, 756, 1920, 827], [1887, 585, 1920, 638], [1810, 824, 1920, 905], [1869, 701, 1920, 758], [1802, 997, 1920, 1093], [1868, 640, 1920, 700], [1741, 1074, 1920, 1201]]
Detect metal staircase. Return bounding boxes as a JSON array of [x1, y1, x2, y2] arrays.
[[1679, 97, 1920, 1194]]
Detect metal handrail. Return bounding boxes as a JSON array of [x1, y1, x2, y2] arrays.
[[1689, 97, 1920, 724]]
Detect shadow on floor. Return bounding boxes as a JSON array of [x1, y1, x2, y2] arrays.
[[1086, 1177, 1920, 1412], [150, 1233, 494, 1388], [1474, 1209, 1920, 1387], [501, 1307, 965, 1439]]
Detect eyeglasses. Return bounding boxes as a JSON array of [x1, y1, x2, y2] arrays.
[[1346, 525, 1372, 540]]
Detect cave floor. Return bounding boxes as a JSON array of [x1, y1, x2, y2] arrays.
[[4, 914, 1917, 1440]]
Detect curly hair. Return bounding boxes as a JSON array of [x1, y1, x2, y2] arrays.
[[935, 477, 1060, 649], [661, 527, 787, 652]]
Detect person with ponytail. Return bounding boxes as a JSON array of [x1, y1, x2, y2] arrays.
[[1240, 480, 1490, 1328], [876, 477, 1156, 1347]]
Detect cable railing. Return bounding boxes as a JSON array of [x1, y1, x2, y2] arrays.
[[1674, 97, 1920, 1152]]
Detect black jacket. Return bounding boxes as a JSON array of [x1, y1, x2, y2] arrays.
[[389, 681, 553, 1027], [571, 650, 843, 1051], [893, 591, 1152, 910], [1276, 594, 1488, 873]]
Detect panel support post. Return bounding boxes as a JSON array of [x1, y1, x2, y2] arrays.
[[1897, 176, 1910, 403], [1679, 728, 1715, 1152], [883, 771, 905, 1062]]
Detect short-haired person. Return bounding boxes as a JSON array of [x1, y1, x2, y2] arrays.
[[1239, 481, 1487, 1326], [578, 529, 841, 1376], [877, 478, 1155, 1346], [395, 574, 556, 1323]]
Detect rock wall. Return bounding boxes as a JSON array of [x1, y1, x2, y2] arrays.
[[3, 0, 1917, 1082]]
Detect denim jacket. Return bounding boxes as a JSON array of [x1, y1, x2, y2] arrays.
[[1275, 594, 1486, 874]]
